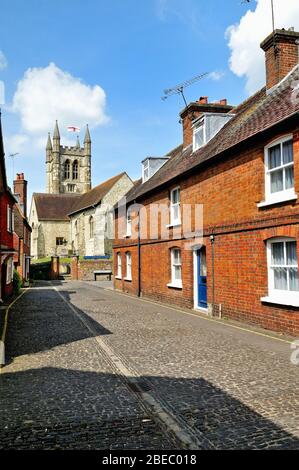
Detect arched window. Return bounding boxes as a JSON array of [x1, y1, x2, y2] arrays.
[[89, 216, 94, 239], [72, 160, 78, 180], [64, 160, 70, 179]]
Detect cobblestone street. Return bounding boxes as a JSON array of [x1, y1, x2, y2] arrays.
[[1, 281, 299, 450]]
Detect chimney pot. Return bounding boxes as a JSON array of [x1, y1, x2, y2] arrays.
[[199, 96, 208, 104]]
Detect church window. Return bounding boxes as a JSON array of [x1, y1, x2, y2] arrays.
[[72, 160, 78, 180], [89, 216, 94, 239], [67, 184, 76, 192], [56, 237, 64, 246], [64, 160, 70, 179]]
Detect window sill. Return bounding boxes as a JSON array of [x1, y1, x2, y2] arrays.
[[124, 234, 132, 239], [115, 276, 122, 280], [261, 296, 299, 308], [257, 193, 297, 208], [124, 277, 132, 282], [167, 282, 182, 290], [166, 223, 182, 229]]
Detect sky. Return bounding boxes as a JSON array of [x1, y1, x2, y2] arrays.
[[0, 0, 299, 201]]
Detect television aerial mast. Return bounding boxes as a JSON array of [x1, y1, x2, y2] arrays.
[[9, 152, 20, 183], [161, 72, 209, 107]]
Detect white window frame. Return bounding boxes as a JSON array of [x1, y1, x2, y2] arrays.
[[7, 205, 14, 233], [142, 159, 149, 183], [193, 117, 206, 151], [258, 135, 296, 207], [6, 258, 14, 284], [126, 208, 132, 237], [116, 252, 122, 279], [125, 252, 132, 281], [170, 186, 181, 226], [167, 247, 182, 289], [261, 237, 299, 306]]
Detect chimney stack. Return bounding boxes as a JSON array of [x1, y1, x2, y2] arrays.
[[13, 173, 27, 218], [180, 97, 233, 149], [260, 28, 299, 90]]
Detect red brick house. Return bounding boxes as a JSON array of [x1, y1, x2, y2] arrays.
[[114, 29, 299, 337], [0, 113, 17, 300], [13, 173, 31, 282]]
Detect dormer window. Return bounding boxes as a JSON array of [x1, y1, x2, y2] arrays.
[[142, 157, 169, 183], [193, 113, 233, 152], [193, 119, 205, 151], [143, 159, 149, 182]]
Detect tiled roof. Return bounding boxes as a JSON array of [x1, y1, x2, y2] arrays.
[[14, 203, 31, 236], [34, 173, 127, 221], [125, 66, 299, 204], [34, 193, 81, 221], [68, 173, 126, 215]]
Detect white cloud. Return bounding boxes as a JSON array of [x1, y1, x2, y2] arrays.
[[5, 134, 29, 154], [155, 0, 200, 32], [226, 0, 299, 94], [8, 62, 109, 154], [0, 51, 7, 70], [209, 71, 225, 81]]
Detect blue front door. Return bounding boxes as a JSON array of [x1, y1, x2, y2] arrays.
[[197, 249, 207, 308]]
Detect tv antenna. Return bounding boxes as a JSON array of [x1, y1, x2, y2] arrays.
[[9, 152, 20, 183], [161, 72, 209, 107], [242, 0, 275, 32]]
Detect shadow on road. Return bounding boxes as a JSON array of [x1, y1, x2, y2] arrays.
[[0, 366, 298, 450], [4, 282, 112, 359], [2, 281, 298, 450]]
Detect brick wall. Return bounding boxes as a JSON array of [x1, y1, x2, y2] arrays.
[[261, 29, 299, 90], [71, 257, 113, 281], [114, 123, 299, 336]]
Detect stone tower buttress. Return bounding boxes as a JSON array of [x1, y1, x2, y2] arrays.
[[83, 125, 91, 193], [52, 121, 61, 193], [46, 132, 52, 193]]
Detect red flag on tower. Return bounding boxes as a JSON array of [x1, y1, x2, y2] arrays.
[[67, 126, 80, 133]]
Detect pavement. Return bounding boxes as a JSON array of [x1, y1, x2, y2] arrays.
[[0, 280, 298, 450]]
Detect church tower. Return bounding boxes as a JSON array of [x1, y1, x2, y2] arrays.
[[46, 122, 92, 194]]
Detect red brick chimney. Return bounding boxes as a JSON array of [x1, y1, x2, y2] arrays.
[[13, 173, 27, 218], [180, 97, 233, 149], [260, 28, 299, 90]]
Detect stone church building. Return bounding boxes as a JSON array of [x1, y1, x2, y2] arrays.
[[29, 122, 133, 258]]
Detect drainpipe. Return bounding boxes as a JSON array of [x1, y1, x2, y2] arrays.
[[137, 207, 141, 297], [210, 234, 215, 316]]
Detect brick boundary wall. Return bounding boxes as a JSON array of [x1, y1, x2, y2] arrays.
[[71, 257, 113, 281], [50, 256, 60, 280]]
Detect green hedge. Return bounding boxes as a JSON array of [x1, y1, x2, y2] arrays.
[[13, 270, 22, 295]]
